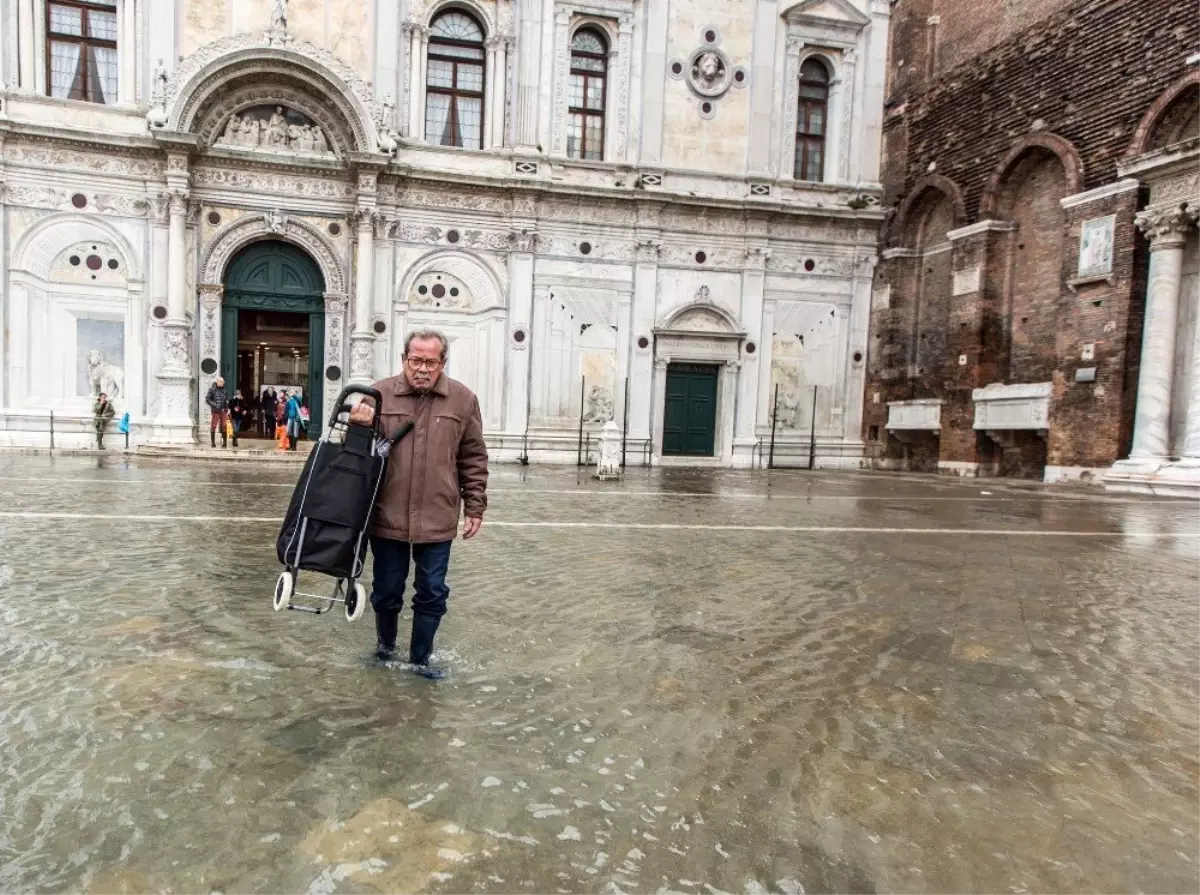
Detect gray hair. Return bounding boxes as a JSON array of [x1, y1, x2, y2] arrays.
[[403, 328, 448, 360]]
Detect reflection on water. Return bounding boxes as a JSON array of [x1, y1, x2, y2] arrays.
[[0, 458, 1197, 893]]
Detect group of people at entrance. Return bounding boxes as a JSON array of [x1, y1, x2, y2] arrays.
[[205, 379, 307, 450]]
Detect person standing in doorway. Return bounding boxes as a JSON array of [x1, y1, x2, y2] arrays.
[[206, 376, 230, 448], [261, 387, 278, 438], [229, 389, 246, 447], [93, 392, 115, 450], [349, 329, 488, 679], [284, 389, 303, 451]]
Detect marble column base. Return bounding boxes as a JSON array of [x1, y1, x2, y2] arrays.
[[1105, 457, 1200, 498], [144, 371, 197, 444]]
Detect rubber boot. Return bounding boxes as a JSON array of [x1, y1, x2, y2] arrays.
[[374, 610, 399, 662], [210, 430, 217, 448], [409, 614, 445, 679]]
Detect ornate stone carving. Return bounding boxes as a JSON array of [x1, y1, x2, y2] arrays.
[[191, 166, 355, 199], [689, 50, 731, 98], [2, 142, 164, 177], [266, 208, 288, 234], [349, 334, 375, 381], [3, 184, 70, 208], [164, 33, 384, 154], [1136, 204, 1199, 249], [213, 105, 333, 156], [1150, 171, 1200, 206], [636, 239, 661, 263], [510, 228, 537, 253], [202, 214, 347, 295], [162, 325, 191, 370], [767, 255, 856, 277], [92, 194, 150, 217], [393, 221, 444, 243]]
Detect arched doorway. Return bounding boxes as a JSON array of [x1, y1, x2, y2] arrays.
[[222, 241, 326, 436]]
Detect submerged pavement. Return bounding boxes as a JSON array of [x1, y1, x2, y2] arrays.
[[0, 456, 1197, 894]]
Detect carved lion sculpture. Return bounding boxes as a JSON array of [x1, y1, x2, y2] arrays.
[[87, 350, 124, 399]]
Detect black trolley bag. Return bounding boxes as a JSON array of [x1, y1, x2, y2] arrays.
[[271, 385, 413, 621]]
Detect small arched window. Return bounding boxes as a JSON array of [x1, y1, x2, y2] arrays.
[[568, 28, 608, 161], [426, 10, 486, 150], [794, 58, 830, 182]]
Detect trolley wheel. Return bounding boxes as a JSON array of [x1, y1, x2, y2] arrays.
[[345, 582, 367, 622], [273, 571, 294, 612]]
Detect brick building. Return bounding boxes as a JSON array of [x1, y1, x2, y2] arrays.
[[864, 0, 1200, 493]]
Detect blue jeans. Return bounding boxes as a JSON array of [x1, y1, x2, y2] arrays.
[[369, 536, 453, 619]]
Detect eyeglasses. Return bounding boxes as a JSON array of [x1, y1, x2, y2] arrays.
[[405, 357, 443, 371]]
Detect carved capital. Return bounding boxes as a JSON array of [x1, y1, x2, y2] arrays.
[[357, 170, 378, 194], [509, 228, 537, 253], [636, 238, 662, 263], [198, 283, 225, 303], [1137, 204, 1198, 250], [352, 208, 380, 234], [166, 189, 190, 217], [744, 246, 772, 269]]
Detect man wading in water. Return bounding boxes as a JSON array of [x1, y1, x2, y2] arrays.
[[350, 329, 488, 679]]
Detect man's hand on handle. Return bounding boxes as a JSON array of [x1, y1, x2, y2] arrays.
[[463, 517, 483, 539], [349, 401, 376, 425]]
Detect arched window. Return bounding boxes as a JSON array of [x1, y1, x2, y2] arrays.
[[568, 28, 608, 161], [794, 58, 829, 182], [426, 10, 486, 150], [46, 0, 118, 103]]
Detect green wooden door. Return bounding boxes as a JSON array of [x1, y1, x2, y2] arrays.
[[663, 364, 719, 456], [223, 241, 326, 435]]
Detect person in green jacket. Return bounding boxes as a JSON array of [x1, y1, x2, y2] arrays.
[[93, 392, 116, 450]]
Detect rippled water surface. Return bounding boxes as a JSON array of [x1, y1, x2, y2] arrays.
[[0, 455, 1197, 894]]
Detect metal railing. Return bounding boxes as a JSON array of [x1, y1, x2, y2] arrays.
[[3, 411, 132, 451]]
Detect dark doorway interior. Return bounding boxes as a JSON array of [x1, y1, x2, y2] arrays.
[[237, 311, 310, 438]]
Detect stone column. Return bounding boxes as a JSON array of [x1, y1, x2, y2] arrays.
[[627, 237, 660, 442], [736, 246, 768, 444], [1126, 206, 1196, 461], [17, 0, 35, 90], [493, 39, 509, 147], [350, 210, 377, 384], [151, 171, 196, 441], [483, 38, 499, 148], [515, 0, 542, 150], [503, 235, 536, 435], [119, 0, 136, 104], [529, 283, 551, 422]]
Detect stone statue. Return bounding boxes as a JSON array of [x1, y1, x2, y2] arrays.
[[381, 93, 395, 127], [152, 58, 168, 104], [287, 123, 306, 150], [582, 385, 614, 424], [266, 208, 288, 234], [238, 116, 261, 147], [219, 114, 240, 146], [265, 106, 288, 147], [87, 350, 125, 399], [270, 0, 288, 31], [311, 126, 330, 153]]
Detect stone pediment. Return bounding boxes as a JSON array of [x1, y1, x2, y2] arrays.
[[655, 288, 745, 340], [784, 0, 871, 29]]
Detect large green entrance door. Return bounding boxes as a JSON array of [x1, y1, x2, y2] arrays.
[[223, 241, 326, 435], [663, 363, 719, 456]]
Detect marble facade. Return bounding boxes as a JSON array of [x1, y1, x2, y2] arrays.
[[0, 0, 888, 466]]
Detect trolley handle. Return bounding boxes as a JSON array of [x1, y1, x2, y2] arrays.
[[388, 420, 415, 447], [328, 385, 384, 435]]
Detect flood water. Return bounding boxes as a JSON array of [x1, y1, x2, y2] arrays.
[[0, 455, 1197, 894]]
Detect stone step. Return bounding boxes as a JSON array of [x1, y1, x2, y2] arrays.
[[136, 442, 313, 463]]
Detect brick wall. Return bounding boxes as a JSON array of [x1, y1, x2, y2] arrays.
[[867, 0, 1198, 478]]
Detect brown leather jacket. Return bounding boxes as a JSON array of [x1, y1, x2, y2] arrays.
[[368, 373, 489, 544]]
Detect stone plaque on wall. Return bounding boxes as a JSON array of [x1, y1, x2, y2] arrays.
[[1078, 215, 1115, 277], [871, 284, 891, 310], [952, 266, 981, 296]]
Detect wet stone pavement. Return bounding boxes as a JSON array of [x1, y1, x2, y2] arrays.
[[0, 455, 1197, 894]]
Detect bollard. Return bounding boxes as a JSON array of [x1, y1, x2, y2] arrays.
[[595, 420, 622, 480], [49, 410, 55, 450]]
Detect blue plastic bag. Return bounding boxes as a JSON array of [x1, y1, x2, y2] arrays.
[[117, 412, 130, 434]]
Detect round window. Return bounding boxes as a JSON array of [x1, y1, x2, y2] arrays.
[[580, 241, 592, 255], [86, 255, 103, 271], [745, 342, 756, 355], [373, 320, 387, 334], [447, 230, 461, 244], [325, 365, 342, 382], [152, 305, 168, 320], [107, 259, 119, 270], [637, 336, 650, 350], [69, 255, 81, 267], [513, 329, 527, 344], [695, 251, 707, 264], [71, 193, 87, 209], [328, 222, 342, 236], [432, 284, 446, 299], [200, 358, 218, 375], [804, 259, 816, 272], [207, 211, 221, 225]]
